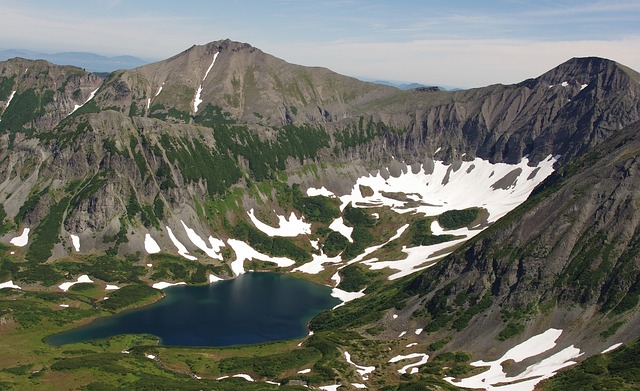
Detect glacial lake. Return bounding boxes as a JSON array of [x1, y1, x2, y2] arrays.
[[47, 272, 340, 347]]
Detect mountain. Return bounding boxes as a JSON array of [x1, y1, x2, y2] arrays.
[[1, 39, 640, 389], [0, 49, 149, 72]]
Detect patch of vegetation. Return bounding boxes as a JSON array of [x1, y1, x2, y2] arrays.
[[343, 204, 376, 227], [0, 76, 15, 101], [540, 338, 640, 390], [100, 284, 161, 312], [322, 231, 350, 257], [25, 197, 70, 263], [233, 221, 311, 263], [601, 321, 625, 339], [16, 263, 64, 286], [342, 226, 375, 260], [217, 347, 321, 378], [409, 217, 456, 246], [428, 337, 452, 351], [438, 208, 480, 229], [290, 184, 340, 223], [15, 186, 49, 225], [0, 88, 53, 133], [336, 263, 382, 292]]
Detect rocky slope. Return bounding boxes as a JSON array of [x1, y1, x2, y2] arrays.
[[350, 119, 640, 363]]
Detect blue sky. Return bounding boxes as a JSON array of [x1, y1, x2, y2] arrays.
[[1, 0, 639, 87]]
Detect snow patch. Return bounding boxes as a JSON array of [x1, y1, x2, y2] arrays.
[[561, 81, 569, 87], [209, 274, 222, 283], [70, 234, 80, 252], [59, 304, 70, 308], [144, 234, 161, 254], [10, 228, 30, 247], [444, 328, 582, 390], [580, 83, 588, 90], [331, 271, 341, 286], [297, 368, 311, 374], [155, 84, 163, 97], [59, 275, 93, 292], [166, 226, 198, 260], [227, 239, 295, 276], [0, 280, 21, 289], [319, 386, 341, 391], [1, 90, 16, 119], [203, 52, 219, 81], [232, 374, 254, 382], [152, 281, 186, 290], [306, 186, 335, 197], [193, 85, 203, 113], [293, 252, 342, 274], [406, 343, 418, 348], [70, 88, 99, 115], [353, 384, 367, 389], [105, 284, 120, 290], [247, 208, 311, 237], [602, 343, 622, 354], [328, 217, 353, 242], [337, 155, 556, 222], [415, 328, 423, 335], [389, 353, 429, 374], [180, 221, 224, 260], [344, 351, 375, 380], [331, 287, 365, 308]]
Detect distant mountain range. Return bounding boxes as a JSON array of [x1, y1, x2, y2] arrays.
[[0, 48, 149, 72]]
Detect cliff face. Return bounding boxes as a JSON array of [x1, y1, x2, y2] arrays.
[[0, 58, 103, 133]]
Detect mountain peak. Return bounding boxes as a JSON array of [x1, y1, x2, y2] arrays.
[[536, 56, 637, 87]]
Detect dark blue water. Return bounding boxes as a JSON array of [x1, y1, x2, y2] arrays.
[[47, 272, 339, 347]]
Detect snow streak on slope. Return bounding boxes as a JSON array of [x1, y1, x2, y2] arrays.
[[389, 353, 429, 374], [0, 90, 16, 121], [444, 328, 582, 390], [203, 52, 219, 81], [180, 220, 224, 260], [165, 226, 197, 260], [193, 52, 219, 113], [248, 208, 311, 237], [69, 88, 99, 115], [227, 239, 296, 276], [0, 281, 21, 289]]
